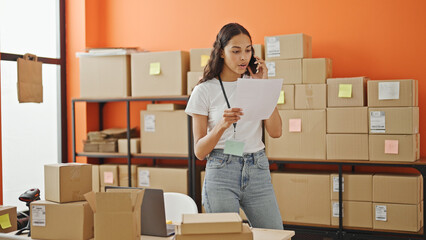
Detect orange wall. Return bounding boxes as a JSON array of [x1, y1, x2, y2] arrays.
[[67, 0, 426, 161]]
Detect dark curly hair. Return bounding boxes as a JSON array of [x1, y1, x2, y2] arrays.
[[200, 23, 253, 83]]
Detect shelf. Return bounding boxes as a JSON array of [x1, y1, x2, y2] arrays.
[[77, 152, 128, 158], [77, 152, 189, 160], [268, 158, 426, 167], [133, 153, 189, 159], [73, 95, 189, 103]]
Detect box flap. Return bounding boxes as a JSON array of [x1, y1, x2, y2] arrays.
[[96, 192, 134, 212], [84, 191, 96, 213], [105, 188, 145, 211]]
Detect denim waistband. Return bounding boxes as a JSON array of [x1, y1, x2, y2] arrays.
[[210, 148, 265, 159]]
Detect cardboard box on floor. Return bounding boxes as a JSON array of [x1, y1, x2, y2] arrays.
[[187, 71, 203, 95], [327, 77, 368, 107], [368, 107, 419, 134], [266, 110, 326, 160], [302, 58, 332, 84], [369, 134, 420, 162], [84, 190, 144, 240], [277, 85, 295, 110], [373, 202, 423, 232], [137, 167, 188, 194], [118, 138, 141, 154], [30, 201, 94, 240], [44, 163, 92, 203], [373, 174, 423, 204], [92, 164, 100, 192], [327, 107, 368, 134], [331, 201, 372, 228], [368, 79, 418, 107], [131, 51, 189, 96], [265, 33, 312, 60], [266, 59, 302, 84], [140, 110, 188, 155], [0, 206, 17, 233], [180, 213, 242, 235], [99, 164, 119, 191], [175, 223, 252, 240], [77, 51, 131, 98], [119, 164, 138, 187], [272, 172, 331, 225], [295, 84, 327, 109], [330, 173, 373, 201], [190, 48, 212, 72], [326, 134, 369, 160]]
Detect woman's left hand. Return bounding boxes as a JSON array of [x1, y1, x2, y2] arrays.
[[247, 56, 268, 79]]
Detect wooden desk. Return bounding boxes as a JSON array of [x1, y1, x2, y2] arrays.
[[2, 228, 295, 240]]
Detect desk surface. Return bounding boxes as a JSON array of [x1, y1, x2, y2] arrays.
[[2, 228, 295, 240]]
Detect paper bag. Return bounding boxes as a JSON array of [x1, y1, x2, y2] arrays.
[[17, 53, 43, 103]]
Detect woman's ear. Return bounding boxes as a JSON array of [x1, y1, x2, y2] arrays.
[[220, 49, 224, 58]]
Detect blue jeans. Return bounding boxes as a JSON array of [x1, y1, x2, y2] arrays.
[[202, 148, 283, 229]]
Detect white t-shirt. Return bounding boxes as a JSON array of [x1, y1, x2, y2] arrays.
[[185, 78, 264, 153]]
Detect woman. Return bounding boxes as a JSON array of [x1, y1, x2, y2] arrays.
[[185, 23, 283, 229]]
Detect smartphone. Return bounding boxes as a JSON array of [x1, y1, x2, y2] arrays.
[[246, 46, 257, 75]]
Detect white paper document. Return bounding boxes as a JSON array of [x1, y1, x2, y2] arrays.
[[234, 78, 283, 122]]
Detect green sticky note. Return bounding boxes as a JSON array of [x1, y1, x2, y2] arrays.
[[201, 55, 210, 67], [338, 84, 352, 98], [0, 213, 12, 229], [224, 140, 245, 157], [149, 62, 161, 75], [277, 90, 285, 104]]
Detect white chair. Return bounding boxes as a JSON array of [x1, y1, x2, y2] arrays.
[[163, 192, 198, 224]]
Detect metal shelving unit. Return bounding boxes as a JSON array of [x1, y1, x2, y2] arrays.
[[71, 96, 196, 198]]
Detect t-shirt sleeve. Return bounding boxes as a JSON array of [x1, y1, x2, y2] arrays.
[[185, 84, 209, 116]]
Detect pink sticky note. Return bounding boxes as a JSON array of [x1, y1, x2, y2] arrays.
[[385, 140, 399, 154], [104, 171, 114, 184], [289, 119, 302, 132]]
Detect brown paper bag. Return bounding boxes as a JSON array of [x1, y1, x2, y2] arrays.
[[17, 53, 43, 103]]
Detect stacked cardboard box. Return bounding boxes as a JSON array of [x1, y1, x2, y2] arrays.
[[372, 174, 423, 232], [0, 206, 17, 233], [265, 33, 329, 160], [83, 128, 137, 153], [330, 173, 373, 228], [326, 77, 369, 160], [175, 213, 252, 240], [368, 80, 420, 162], [31, 163, 94, 240], [137, 167, 188, 194]]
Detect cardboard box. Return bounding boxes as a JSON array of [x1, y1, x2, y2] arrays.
[[326, 134, 369, 160], [277, 85, 295, 110], [330, 173, 373, 201], [131, 51, 189, 96], [190, 48, 212, 72], [187, 71, 203, 95], [266, 59, 302, 84], [175, 223, 252, 240], [368, 79, 418, 107], [272, 172, 330, 225], [118, 138, 141, 154], [147, 103, 186, 111], [99, 164, 119, 191], [331, 201, 372, 228], [252, 44, 264, 59], [140, 110, 188, 155], [119, 164, 138, 187], [265, 33, 312, 60], [327, 77, 368, 107], [84, 190, 144, 240], [266, 110, 326, 160], [78, 53, 131, 98], [369, 134, 420, 162], [31, 201, 94, 240], [83, 140, 99, 152], [373, 174, 423, 204], [180, 213, 242, 234], [98, 139, 117, 152], [137, 167, 188, 194], [0, 206, 17, 233], [44, 163, 92, 203], [295, 84, 327, 109], [327, 107, 368, 134], [92, 164, 100, 192], [302, 58, 332, 84], [373, 202, 423, 232], [368, 107, 419, 134]]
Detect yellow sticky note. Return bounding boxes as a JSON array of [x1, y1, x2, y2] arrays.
[[201, 55, 210, 67], [149, 62, 161, 75], [338, 84, 352, 98], [0, 213, 12, 229], [277, 90, 285, 104]]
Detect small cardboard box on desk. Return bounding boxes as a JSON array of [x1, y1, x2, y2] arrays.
[[84, 190, 144, 240], [0, 206, 17, 233]]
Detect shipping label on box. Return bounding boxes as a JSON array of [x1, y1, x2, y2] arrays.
[[295, 84, 327, 109], [302, 58, 332, 84], [326, 107, 368, 134], [266, 59, 302, 84], [265, 33, 312, 60], [368, 79, 418, 107], [330, 174, 373, 201], [369, 107, 419, 134], [327, 77, 368, 107], [326, 134, 369, 160]]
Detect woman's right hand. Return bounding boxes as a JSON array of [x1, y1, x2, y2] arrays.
[[220, 108, 243, 129]]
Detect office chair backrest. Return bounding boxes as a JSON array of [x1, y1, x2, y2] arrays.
[[163, 192, 198, 224]]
